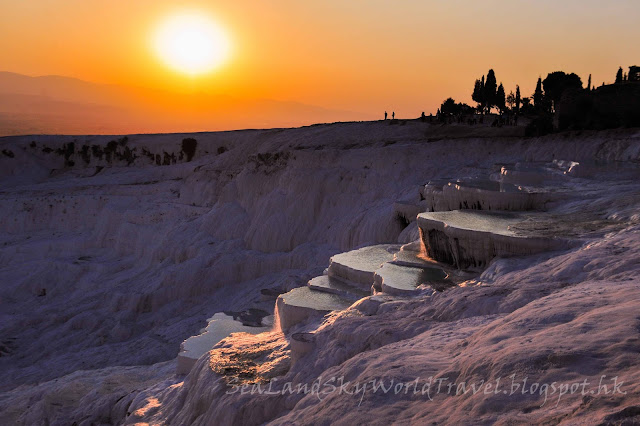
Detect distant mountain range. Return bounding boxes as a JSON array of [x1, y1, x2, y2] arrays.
[[0, 72, 375, 135]]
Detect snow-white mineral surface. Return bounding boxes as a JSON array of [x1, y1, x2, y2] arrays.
[[1, 123, 640, 425]]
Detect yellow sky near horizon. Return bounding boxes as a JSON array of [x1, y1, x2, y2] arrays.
[[1, 0, 639, 117]]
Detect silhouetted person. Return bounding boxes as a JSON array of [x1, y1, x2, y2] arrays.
[[421, 111, 425, 122], [384, 111, 388, 120], [392, 112, 395, 119]]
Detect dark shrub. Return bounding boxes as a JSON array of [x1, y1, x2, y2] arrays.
[[181, 138, 197, 162], [104, 140, 119, 163], [162, 152, 171, 165], [106, 140, 118, 153], [141, 148, 154, 161], [80, 145, 91, 164], [122, 147, 136, 165], [91, 145, 104, 159], [62, 142, 75, 167]]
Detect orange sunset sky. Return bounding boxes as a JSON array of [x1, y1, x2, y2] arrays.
[[1, 0, 639, 134]]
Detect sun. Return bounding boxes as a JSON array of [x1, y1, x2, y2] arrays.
[[154, 12, 230, 75]]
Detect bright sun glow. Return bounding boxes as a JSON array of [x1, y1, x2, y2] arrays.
[[154, 12, 230, 75]]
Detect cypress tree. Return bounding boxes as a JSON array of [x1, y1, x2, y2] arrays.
[[533, 77, 544, 110], [496, 83, 506, 113], [472, 78, 485, 112], [506, 91, 516, 111], [484, 69, 497, 113], [515, 85, 521, 114]]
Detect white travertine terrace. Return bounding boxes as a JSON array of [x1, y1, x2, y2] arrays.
[[423, 177, 557, 212], [307, 275, 370, 300], [275, 286, 352, 332], [326, 244, 401, 288], [373, 262, 446, 296], [417, 210, 574, 269]]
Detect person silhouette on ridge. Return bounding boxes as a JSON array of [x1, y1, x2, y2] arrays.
[[392, 111, 395, 120], [384, 111, 388, 120]]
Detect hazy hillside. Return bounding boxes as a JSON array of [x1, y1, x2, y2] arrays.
[[0, 72, 375, 135]]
